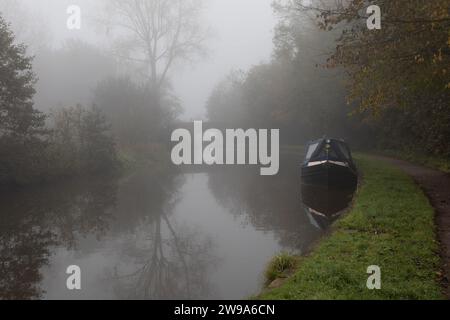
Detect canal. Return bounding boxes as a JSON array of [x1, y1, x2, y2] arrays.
[[0, 152, 355, 299]]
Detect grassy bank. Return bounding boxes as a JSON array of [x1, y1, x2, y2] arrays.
[[258, 155, 444, 300], [117, 143, 172, 173]]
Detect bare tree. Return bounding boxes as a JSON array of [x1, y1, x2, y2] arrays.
[[103, 0, 209, 98]]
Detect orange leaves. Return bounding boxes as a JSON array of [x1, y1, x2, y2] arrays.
[[432, 49, 443, 64]]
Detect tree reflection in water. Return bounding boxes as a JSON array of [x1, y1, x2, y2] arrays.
[[0, 152, 355, 300], [207, 152, 356, 254], [0, 166, 219, 300], [108, 169, 218, 300], [207, 153, 322, 253], [0, 177, 118, 299]]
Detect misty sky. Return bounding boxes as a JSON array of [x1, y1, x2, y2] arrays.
[[175, 0, 277, 120], [6, 0, 277, 120]]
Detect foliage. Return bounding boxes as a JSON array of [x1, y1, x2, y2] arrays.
[[0, 15, 46, 139], [206, 31, 354, 144], [93, 76, 181, 147], [206, 70, 247, 126], [294, 0, 450, 156], [0, 15, 119, 186], [206, 3, 363, 145], [0, 15, 48, 185], [48, 105, 119, 176], [208, 0, 449, 155]]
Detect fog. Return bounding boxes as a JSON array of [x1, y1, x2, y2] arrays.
[[3, 0, 446, 301], [1, 0, 276, 119], [1, 0, 361, 163], [174, 0, 277, 119], [1, 0, 355, 147]]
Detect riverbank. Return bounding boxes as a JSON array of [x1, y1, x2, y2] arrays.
[[117, 143, 173, 173], [373, 155, 450, 298], [258, 155, 444, 299]]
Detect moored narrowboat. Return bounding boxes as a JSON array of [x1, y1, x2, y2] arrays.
[[301, 138, 357, 187]]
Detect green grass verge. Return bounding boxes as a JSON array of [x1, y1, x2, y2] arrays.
[[258, 155, 444, 300]]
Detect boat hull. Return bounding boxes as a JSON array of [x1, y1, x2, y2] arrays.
[[301, 183, 357, 215], [301, 162, 357, 187]]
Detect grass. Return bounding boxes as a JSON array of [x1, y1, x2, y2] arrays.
[[117, 143, 172, 172], [264, 253, 298, 285], [258, 155, 444, 300]]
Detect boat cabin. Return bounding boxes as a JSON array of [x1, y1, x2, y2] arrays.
[[304, 138, 355, 169], [301, 138, 358, 187]]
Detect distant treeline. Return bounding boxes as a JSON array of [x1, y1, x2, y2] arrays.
[[0, 15, 177, 187], [0, 15, 120, 187], [207, 0, 450, 157], [1, 0, 449, 186]]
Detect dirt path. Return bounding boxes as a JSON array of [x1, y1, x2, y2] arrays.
[[373, 156, 450, 298]]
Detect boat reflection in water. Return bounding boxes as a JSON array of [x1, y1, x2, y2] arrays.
[[301, 183, 357, 230]]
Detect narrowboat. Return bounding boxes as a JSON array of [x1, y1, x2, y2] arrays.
[[301, 138, 357, 187]]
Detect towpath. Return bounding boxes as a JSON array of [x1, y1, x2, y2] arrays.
[[373, 156, 450, 298]]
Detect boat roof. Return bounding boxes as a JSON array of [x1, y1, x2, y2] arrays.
[[307, 138, 348, 145], [304, 137, 354, 164]]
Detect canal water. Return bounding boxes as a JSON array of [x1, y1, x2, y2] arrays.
[[0, 152, 355, 299]]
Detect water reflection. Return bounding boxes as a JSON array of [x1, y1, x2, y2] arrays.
[[207, 154, 321, 252], [107, 169, 217, 299], [301, 183, 357, 230], [0, 152, 357, 300], [0, 178, 117, 299]]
